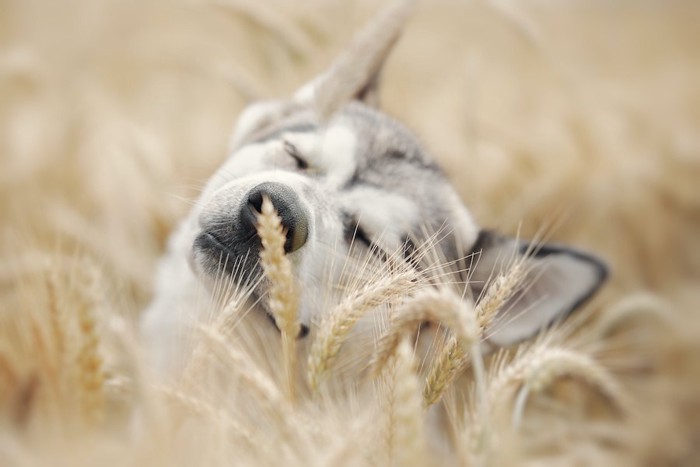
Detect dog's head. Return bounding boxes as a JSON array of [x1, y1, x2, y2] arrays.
[[189, 0, 607, 347]]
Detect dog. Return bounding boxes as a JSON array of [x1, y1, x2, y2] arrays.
[[141, 0, 607, 375]]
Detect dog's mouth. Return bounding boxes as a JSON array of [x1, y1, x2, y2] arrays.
[[193, 224, 262, 276], [193, 208, 317, 336], [197, 231, 234, 253], [194, 231, 311, 339], [197, 231, 255, 256]]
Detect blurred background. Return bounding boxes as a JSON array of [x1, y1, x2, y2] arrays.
[[1, 0, 699, 464]]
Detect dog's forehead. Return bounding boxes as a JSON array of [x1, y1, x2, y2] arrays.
[[248, 103, 442, 177], [221, 101, 470, 241]]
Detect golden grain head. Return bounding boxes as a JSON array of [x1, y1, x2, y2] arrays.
[[307, 265, 417, 392], [256, 195, 300, 402]]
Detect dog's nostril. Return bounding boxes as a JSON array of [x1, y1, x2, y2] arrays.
[[241, 182, 309, 253], [247, 189, 264, 214], [266, 312, 310, 339]]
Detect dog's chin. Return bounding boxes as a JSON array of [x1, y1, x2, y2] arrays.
[[189, 247, 302, 337], [188, 247, 221, 293], [190, 237, 252, 293], [190, 233, 316, 339], [193, 228, 260, 269]]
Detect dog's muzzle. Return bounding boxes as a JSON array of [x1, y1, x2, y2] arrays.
[[194, 181, 309, 270]]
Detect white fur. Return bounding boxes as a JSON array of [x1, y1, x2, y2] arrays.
[[319, 125, 357, 184], [344, 186, 419, 251]]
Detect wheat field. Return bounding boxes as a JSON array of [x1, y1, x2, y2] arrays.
[[1, 0, 699, 465]]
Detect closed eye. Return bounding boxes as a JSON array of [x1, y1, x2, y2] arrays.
[[353, 225, 374, 249], [342, 215, 422, 272], [343, 216, 372, 248], [342, 216, 395, 265], [284, 140, 309, 170]]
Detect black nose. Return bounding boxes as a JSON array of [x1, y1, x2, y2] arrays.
[[266, 312, 310, 339], [240, 182, 309, 253]]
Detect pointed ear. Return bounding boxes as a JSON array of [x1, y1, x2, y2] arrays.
[[468, 231, 609, 347], [353, 72, 382, 108], [294, 0, 413, 118]]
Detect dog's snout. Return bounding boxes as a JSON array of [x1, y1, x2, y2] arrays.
[[242, 182, 309, 253]]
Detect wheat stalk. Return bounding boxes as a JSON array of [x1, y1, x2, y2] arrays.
[[180, 295, 249, 388], [195, 323, 289, 414], [158, 385, 256, 448], [256, 195, 299, 403], [0, 351, 19, 394], [307, 267, 416, 392], [385, 337, 425, 467]]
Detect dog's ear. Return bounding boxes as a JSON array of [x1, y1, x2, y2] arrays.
[[294, 0, 414, 117], [468, 230, 608, 347], [230, 0, 413, 148]]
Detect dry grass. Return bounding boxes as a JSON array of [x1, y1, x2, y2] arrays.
[[1, 0, 699, 465]]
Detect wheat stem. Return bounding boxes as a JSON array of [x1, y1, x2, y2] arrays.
[[389, 338, 425, 467], [195, 324, 289, 414]]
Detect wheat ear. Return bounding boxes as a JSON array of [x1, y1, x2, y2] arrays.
[[75, 299, 104, 426], [512, 347, 630, 427], [488, 346, 630, 429], [256, 196, 299, 403], [370, 288, 477, 377], [475, 261, 525, 332], [307, 268, 416, 392], [422, 261, 526, 407], [46, 270, 66, 375], [421, 291, 489, 418], [590, 292, 673, 339], [422, 337, 464, 408]]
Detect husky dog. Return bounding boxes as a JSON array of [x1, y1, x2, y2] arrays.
[[141, 0, 607, 373]]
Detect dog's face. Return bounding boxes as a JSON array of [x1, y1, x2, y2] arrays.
[[191, 101, 480, 335], [188, 1, 607, 347]]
